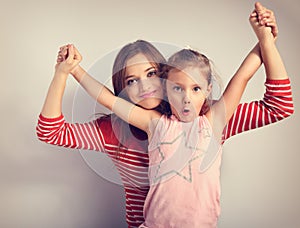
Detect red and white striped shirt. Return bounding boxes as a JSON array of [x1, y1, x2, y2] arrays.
[[36, 79, 293, 228]]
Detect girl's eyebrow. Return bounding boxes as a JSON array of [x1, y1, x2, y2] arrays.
[[169, 80, 201, 87], [145, 66, 156, 73], [125, 67, 156, 80]]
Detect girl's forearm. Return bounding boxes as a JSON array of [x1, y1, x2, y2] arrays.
[[233, 43, 262, 83], [220, 43, 262, 124], [70, 64, 158, 134], [71, 65, 116, 110]]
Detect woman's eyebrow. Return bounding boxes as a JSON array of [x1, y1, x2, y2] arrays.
[[125, 67, 156, 79], [124, 75, 134, 80]]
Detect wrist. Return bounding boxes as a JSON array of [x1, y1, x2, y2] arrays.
[[70, 65, 82, 76], [259, 34, 275, 47], [71, 65, 86, 82], [53, 71, 68, 83]]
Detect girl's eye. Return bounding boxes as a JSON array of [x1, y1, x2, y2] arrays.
[[147, 70, 157, 77], [193, 86, 201, 92], [126, 79, 138, 86]]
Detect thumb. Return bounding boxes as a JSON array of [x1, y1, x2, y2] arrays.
[[66, 44, 75, 61], [255, 2, 267, 25], [255, 2, 264, 13], [73, 46, 82, 61]]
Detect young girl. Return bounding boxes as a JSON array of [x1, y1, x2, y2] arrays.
[[141, 4, 293, 226], [37, 3, 294, 227]]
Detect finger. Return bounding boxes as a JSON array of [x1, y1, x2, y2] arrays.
[[57, 53, 66, 61], [268, 23, 279, 37], [58, 46, 69, 60], [255, 2, 265, 14], [262, 19, 278, 38], [272, 28, 279, 38], [259, 17, 270, 26], [258, 12, 271, 19], [249, 10, 258, 22], [56, 55, 64, 63], [59, 44, 68, 51], [258, 12, 274, 23], [263, 18, 276, 25], [73, 46, 81, 60], [260, 12, 276, 26], [65, 44, 74, 62], [255, 2, 267, 24], [250, 9, 257, 17]]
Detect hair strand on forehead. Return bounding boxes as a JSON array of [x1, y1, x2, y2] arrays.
[[161, 47, 223, 116]]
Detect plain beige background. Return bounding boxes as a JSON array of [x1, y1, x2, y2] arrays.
[[1, 0, 299, 227]]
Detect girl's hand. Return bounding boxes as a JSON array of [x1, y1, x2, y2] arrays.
[[55, 44, 82, 75], [57, 45, 69, 63], [249, 2, 278, 39], [249, 2, 278, 41]]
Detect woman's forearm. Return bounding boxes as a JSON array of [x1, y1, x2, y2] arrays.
[[41, 72, 68, 118], [259, 33, 288, 80]]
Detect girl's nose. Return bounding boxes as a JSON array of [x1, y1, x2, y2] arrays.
[[183, 99, 191, 104], [183, 92, 191, 104]]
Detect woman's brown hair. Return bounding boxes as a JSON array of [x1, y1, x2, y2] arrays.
[[107, 40, 168, 153]]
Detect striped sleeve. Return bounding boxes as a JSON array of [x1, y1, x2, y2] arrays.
[[36, 114, 104, 152], [222, 78, 294, 141]]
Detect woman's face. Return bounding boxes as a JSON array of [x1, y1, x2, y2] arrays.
[[124, 54, 164, 109]]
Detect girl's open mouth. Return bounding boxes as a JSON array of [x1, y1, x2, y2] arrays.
[[182, 108, 190, 116]]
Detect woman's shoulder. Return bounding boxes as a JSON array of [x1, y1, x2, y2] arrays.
[[96, 114, 113, 125]]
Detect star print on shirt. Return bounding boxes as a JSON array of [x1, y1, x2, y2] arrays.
[[149, 127, 213, 185]]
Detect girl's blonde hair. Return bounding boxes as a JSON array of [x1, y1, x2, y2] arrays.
[[161, 48, 222, 116]]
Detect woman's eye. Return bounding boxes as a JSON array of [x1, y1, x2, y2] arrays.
[[147, 70, 157, 77], [126, 79, 138, 86], [173, 86, 183, 92]]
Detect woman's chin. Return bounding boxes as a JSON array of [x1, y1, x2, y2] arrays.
[[138, 98, 162, 110]]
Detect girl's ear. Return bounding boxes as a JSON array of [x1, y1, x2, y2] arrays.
[[206, 83, 212, 98]]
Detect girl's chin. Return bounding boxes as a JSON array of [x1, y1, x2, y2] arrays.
[[177, 113, 197, 122]]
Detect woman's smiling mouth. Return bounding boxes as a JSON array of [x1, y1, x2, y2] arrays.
[[140, 90, 157, 99]]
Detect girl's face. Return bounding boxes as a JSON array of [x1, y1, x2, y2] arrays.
[[124, 54, 164, 109], [166, 66, 212, 122]]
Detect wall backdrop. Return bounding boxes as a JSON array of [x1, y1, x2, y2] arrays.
[[1, 0, 299, 227]]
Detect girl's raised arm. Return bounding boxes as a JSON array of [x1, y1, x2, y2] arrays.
[[60, 45, 159, 135]]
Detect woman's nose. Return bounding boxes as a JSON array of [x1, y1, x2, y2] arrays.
[[139, 79, 151, 91]]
